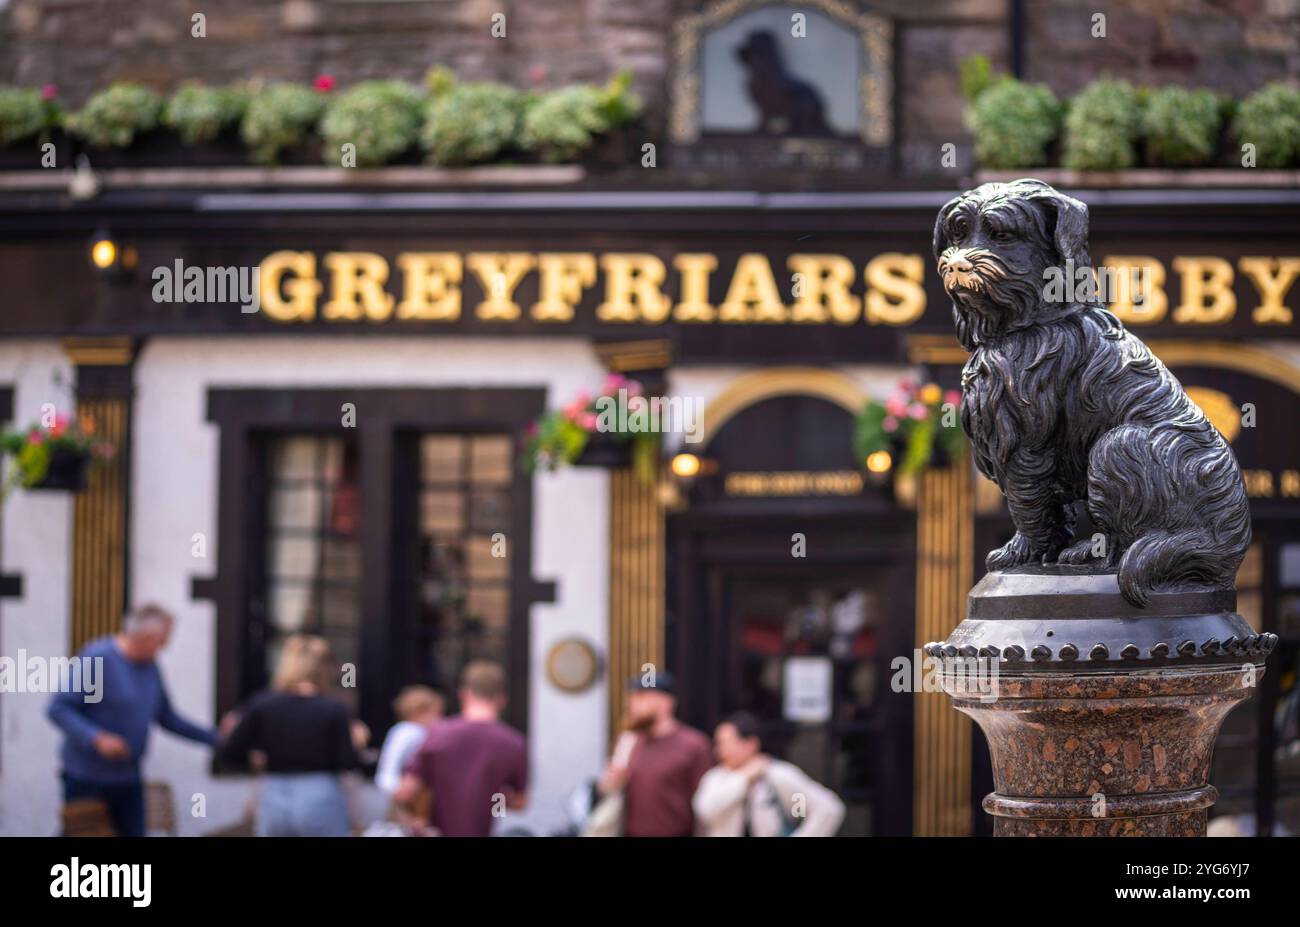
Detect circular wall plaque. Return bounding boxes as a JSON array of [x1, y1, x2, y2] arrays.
[[545, 638, 601, 693]]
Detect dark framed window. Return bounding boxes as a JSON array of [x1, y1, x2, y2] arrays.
[[198, 388, 553, 742], [410, 434, 513, 693]]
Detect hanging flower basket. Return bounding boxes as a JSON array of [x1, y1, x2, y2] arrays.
[[522, 374, 660, 484], [32, 447, 91, 491], [1, 415, 113, 500], [573, 430, 635, 468], [854, 378, 965, 482]]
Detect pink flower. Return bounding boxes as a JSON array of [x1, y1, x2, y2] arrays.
[[909, 403, 928, 420], [563, 392, 591, 421], [580, 413, 598, 430], [527, 65, 547, 86], [944, 390, 961, 406], [884, 396, 907, 418], [883, 416, 898, 433], [313, 74, 336, 93], [51, 414, 69, 438], [600, 373, 627, 395], [525, 422, 538, 436], [41, 84, 58, 101], [899, 376, 917, 392], [27, 428, 43, 446]]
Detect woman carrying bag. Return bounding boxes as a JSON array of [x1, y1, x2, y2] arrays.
[[692, 712, 846, 838]]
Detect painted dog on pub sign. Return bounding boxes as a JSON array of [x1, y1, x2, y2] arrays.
[[934, 179, 1251, 607]]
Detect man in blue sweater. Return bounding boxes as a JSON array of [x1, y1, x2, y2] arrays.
[[48, 603, 216, 837]]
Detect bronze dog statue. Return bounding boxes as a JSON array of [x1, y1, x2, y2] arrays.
[[934, 178, 1251, 607]]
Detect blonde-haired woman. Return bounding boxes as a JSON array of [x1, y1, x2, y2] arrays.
[[220, 634, 363, 837]]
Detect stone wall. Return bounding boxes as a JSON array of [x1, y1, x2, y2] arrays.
[[0, 1, 1295, 174]]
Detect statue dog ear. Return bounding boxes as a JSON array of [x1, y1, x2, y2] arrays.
[[1026, 185, 1092, 269], [932, 195, 962, 261]]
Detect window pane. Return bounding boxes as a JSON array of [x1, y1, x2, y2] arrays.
[[421, 490, 464, 534], [468, 586, 509, 631], [470, 435, 512, 486], [415, 432, 513, 694], [270, 436, 326, 479], [262, 434, 362, 701], [269, 584, 316, 633], [270, 536, 321, 580], [467, 535, 508, 582], [421, 436, 464, 482], [270, 485, 322, 529], [470, 491, 510, 534], [1280, 543, 1300, 587]]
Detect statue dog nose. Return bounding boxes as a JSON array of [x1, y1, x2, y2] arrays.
[[946, 257, 973, 274]]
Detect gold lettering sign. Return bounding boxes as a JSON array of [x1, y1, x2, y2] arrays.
[[254, 251, 1300, 330], [1238, 257, 1300, 325], [466, 253, 535, 321], [260, 250, 322, 322], [1172, 256, 1236, 325], [725, 470, 865, 497], [597, 253, 671, 323], [396, 253, 462, 321], [322, 252, 394, 321], [1102, 255, 1167, 325]]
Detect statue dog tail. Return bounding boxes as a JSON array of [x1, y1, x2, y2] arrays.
[[1086, 423, 1251, 608]]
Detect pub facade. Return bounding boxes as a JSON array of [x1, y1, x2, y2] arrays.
[[1, 0, 1298, 837]]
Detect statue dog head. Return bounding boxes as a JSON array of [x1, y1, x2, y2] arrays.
[[933, 178, 1092, 349]]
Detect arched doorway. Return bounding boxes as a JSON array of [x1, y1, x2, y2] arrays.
[[667, 377, 915, 836]]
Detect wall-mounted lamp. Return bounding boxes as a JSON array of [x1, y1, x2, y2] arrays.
[[670, 452, 702, 479], [89, 234, 118, 270], [89, 230, 136, 279]]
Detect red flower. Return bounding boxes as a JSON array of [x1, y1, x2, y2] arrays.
[[313, 74, 336, 93], [41, 84, 58, 101], [27, 428, 43, 446], [526, 65, 547, 86]]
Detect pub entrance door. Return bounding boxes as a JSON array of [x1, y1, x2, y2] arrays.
[[669, 508, 915, 836]]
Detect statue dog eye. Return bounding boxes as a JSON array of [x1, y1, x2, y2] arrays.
[[989, 228, 1016, 243], [948, 217, 970, 241]]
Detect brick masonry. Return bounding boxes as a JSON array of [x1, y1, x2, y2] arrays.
[[0, 0, 1296, 175]]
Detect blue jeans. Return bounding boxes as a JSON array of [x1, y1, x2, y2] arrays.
[[63, 773, 144, 838], [257, 773, 350, 837]]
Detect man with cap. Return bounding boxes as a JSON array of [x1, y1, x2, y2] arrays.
[[596, 671, 713, 837]]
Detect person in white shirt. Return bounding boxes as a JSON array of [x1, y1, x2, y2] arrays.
[[693, 711, 846, 837], [374, 686, 444, 794]]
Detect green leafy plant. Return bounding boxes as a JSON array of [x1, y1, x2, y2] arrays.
[[958, 54, 995, 104], [0, 86, 58, 146], [68, 82, 163, 148], [163, 83, 250, 145], [1, 414, 113, 500], [966, 77, 1060, 169], [1141, 85, 1223, 168], [520, 85, 608, 163], [522, 374, 660, 483], [319, 79, 424, 166], [1061, 78, 1143, 171], [520, 71, 642, 163], [421, 81, 521, 166], [1234, 82, 1300, 168], [240, 83, 326, 165], [854, 379, 964, 478]]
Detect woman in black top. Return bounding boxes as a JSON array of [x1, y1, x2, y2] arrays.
[[220, 635, 363, 837]]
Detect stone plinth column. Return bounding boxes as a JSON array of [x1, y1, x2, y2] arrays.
[[929, 567, 1277, 837]]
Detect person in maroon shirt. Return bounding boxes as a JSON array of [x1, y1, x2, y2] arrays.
[[395, 661, 527, 837], [597, 672, 712, 837]]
